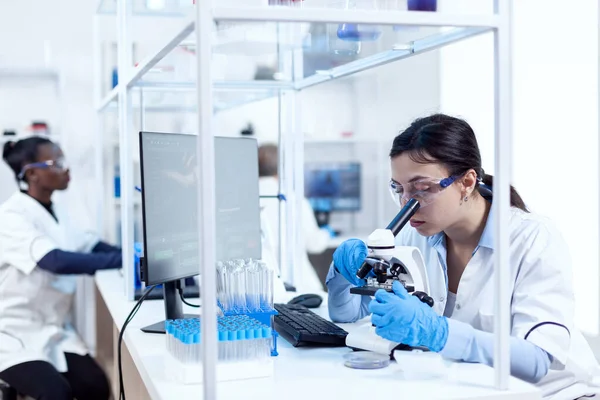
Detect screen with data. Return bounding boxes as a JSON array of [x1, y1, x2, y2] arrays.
[[140, 132, 262, 285], [304, 162, 361, 212]]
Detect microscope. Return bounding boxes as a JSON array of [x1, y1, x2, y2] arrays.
[[349, 198, 434, 306], [345, 198, 436, 355]]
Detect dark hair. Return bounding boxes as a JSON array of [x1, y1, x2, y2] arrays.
[[258, 144, 278, 177], [389, 114, 528, 212], [2, 136, 53, 183]]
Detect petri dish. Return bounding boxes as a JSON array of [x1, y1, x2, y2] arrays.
[[344, 351, 390, 370]]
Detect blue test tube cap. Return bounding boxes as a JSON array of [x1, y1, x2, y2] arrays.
[[262, 327, 271, 338]]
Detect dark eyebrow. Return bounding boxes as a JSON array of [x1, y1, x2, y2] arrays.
[[391, 175, 430, 185], [408, 175, 429, 183]]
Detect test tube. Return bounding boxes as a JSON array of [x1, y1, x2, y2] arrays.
[[257, 261, 273, 310], [233, 259, 247, 312], [246, 259, 261, 312]]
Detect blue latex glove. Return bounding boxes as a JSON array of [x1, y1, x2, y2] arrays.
[[332, 239, 368, 287], [369, 281, 449, 352]]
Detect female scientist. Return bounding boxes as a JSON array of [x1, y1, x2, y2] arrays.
[[328, 114, 600, 399], [0, 137, 121, 400]]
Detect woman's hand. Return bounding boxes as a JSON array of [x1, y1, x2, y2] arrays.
[[368, 281, 449, 352], [332, 239, 368, 286]]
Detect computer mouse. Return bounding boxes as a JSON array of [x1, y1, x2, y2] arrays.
[[288, 293, 323, 309]]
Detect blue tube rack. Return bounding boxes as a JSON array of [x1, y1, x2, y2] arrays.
[[165, 315, 274, 363], [220, 305, 279, 357]]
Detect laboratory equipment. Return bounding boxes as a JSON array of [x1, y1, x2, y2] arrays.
[[336, 0, 382, 42], [138, 132, 262, 334], [337, 23, 382, 42], [216, 259, 274, 314], [165, 315, 272, 364], [343, 351, 390, 370], [164, 315, 275, 384], [408, 0, 437, 11], [345, 198, 436, 355], [349, 198, 432, 302], [304, 162, 361, 227], [273, 303, 348, 347]]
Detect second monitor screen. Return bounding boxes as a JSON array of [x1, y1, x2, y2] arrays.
[[304, 162, 361, 212]]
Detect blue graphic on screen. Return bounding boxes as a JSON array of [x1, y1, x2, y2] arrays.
[[304, 163, 361, 212]]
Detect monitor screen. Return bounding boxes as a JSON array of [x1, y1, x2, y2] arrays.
[[304, 162, 361, 212], [139, 132, 262, 286]]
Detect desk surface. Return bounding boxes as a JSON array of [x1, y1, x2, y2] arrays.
[[95, 270, 540, 400]]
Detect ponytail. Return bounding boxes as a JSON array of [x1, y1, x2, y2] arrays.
[[479, 174, 528, 212], [2, 136, 53, 183], [2, 141, 16, 161]]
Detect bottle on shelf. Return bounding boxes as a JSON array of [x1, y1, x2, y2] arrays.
[[408, 0, 437, 11]]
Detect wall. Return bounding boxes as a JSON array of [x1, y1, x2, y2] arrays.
[[213, 79, 356, 142], [0, 0, 100, 226], [440, 0, 600, 335], [351, 29, 442, 231]]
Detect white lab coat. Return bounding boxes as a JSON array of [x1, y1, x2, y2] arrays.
[[397, 206, 600, 399], [0, 191, 99, 373], [259, 176, 330, 293]]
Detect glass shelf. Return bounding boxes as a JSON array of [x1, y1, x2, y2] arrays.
[[103, 88, 279, 112], [97, 0, 495, 111], [97, 0, 494, 17], [129, 21, 491, 90], [97, 0, 193, 16]]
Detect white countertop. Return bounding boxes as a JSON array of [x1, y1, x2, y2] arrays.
[[95, 270, 541, 400]]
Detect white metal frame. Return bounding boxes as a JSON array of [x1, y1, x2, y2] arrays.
[[493, 0, 512, 389], [96, 1, 514, 397]]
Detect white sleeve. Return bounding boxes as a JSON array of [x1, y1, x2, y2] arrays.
[[55, 205, 99, 253], [511, 222, 574, 369], [302, 197, 330, 254], [70, 227, 99, 253], [0, 211, 58, 275]]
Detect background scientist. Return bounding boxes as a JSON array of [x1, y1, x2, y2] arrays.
[[258, 143, 331, 292], [328, 114, 600, 399], [0, 137, 122, 400]]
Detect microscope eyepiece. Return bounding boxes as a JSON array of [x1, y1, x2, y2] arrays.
[[386, 198, 420, 237]]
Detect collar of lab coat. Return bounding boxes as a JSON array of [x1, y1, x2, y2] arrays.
[[19, 190, 57, 221], [426, 201, 495, 252], [10, 191, 60, 228]]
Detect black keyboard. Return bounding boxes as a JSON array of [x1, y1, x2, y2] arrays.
[[273, 303, 348, 347]]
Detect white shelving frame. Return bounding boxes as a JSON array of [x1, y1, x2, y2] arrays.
[[95, 0, 514, 396]]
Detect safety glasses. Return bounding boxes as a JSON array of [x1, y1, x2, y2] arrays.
[[388, 175, 457, 208], [18, 158, 69, 180]]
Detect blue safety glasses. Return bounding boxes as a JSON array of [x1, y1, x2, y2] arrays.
[[18, 158, 68, 180]]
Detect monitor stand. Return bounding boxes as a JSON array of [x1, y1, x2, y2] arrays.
[[314, 210, 330, 227], [141, 280, 199, 334]]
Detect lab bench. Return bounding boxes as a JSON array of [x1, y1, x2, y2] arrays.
[[94, 270, 540, 400]]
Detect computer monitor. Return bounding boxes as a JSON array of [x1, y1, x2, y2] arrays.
[[304, 162, 361, 213], [139, 132, 262, 333]]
